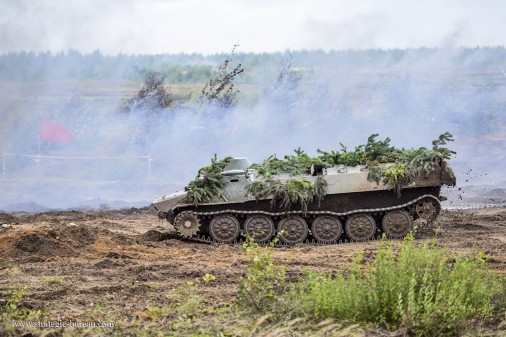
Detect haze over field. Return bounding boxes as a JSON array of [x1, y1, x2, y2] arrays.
[[0, 1, 505, 211], [1, 0, 506, 54]]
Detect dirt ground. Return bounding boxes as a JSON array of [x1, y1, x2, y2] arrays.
[[0, 206, 505, 334]]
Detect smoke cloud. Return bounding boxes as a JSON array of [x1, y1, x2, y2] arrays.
[[0, 48, 505, 211], [1, 0, 506, 54]]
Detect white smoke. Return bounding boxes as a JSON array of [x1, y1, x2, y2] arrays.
[[0, 49, 505, 211]]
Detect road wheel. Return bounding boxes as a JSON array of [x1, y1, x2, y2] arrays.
[[209, 215, 240, 243], [311, 215, 343, 243], [345, 214, 376, 241], [278, 216, 308, 244], [382, 210, 413, 238], [244, 215, 275, 243]]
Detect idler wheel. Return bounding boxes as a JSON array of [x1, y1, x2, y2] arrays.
[[382, 210, 413, 238], [209, 215, 240, 243], [278, 216, 308, 244], [173, 211, 201, 238], [415, 198, 440, 220], [244, 215, 275, 243], [311, 215, 343, 243], [345, 214, 377, 241]]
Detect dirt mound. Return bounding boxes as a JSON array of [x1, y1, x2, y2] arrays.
[[136, 230, 178, 243], [22, 210, 102, 225], [0, 212, 16, 224], [8, 225, 99, 259], [0, 220, 178, 262], [94, 257, 134, 269]]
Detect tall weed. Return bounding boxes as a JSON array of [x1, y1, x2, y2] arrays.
[[238, 237, 286, 314], [286, 233, 504, 336]]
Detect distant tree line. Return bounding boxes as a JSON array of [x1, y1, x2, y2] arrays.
[[1, 47, 506, 82]]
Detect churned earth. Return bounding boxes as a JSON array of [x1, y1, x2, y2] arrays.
[[0, 205, 505, 336]]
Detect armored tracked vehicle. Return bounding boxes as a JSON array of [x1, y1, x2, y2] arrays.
[[153, 155, 456, 245]]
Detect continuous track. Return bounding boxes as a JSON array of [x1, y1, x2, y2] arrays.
[[171, 194, 441, 246]]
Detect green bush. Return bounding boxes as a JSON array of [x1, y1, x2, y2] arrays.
[[285, 234, 504, 336], [1, 286, 42, 321], [237, 237, 286, 314]]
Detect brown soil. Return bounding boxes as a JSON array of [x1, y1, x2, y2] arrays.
[[0, 207, 505, 323]]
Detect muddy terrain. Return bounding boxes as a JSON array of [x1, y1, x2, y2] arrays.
[[0, 206, 505, 335]]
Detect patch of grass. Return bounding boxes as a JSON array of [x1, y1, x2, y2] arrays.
[[148, 284, 161, 292], [169, 280, 204, 318], [202, 273, 216, 284], [90, 303, 107, 319], [3, 267, 22, 275], [135, 278, 207, 321], [43, 275, 65, 285], [1, 286, 43, 336], [285, 234, 505, 336]]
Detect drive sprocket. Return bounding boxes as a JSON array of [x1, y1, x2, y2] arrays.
[[173, 211, 201, 238], [415, 197, 441, 222]]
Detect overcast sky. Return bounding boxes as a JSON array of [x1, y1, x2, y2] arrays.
[[1, 0, 505, 55]]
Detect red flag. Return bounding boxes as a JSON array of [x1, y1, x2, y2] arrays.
[[40, 120, 73, 144]]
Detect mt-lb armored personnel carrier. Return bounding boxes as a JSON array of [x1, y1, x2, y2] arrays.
[[153, 157, 456, 245]]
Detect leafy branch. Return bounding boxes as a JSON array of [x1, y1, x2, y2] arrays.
[[199, 44, 244, 109], [127, 71, 189, 112], [183, 155, 233, 206], [246, 177, 328, 214]]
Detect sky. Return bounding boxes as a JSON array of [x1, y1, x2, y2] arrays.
[[1, 0, 505, 55]]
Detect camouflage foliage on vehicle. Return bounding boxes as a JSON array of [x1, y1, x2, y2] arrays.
[[183, 133, 455, 205], [245, 177, 328, 214]]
